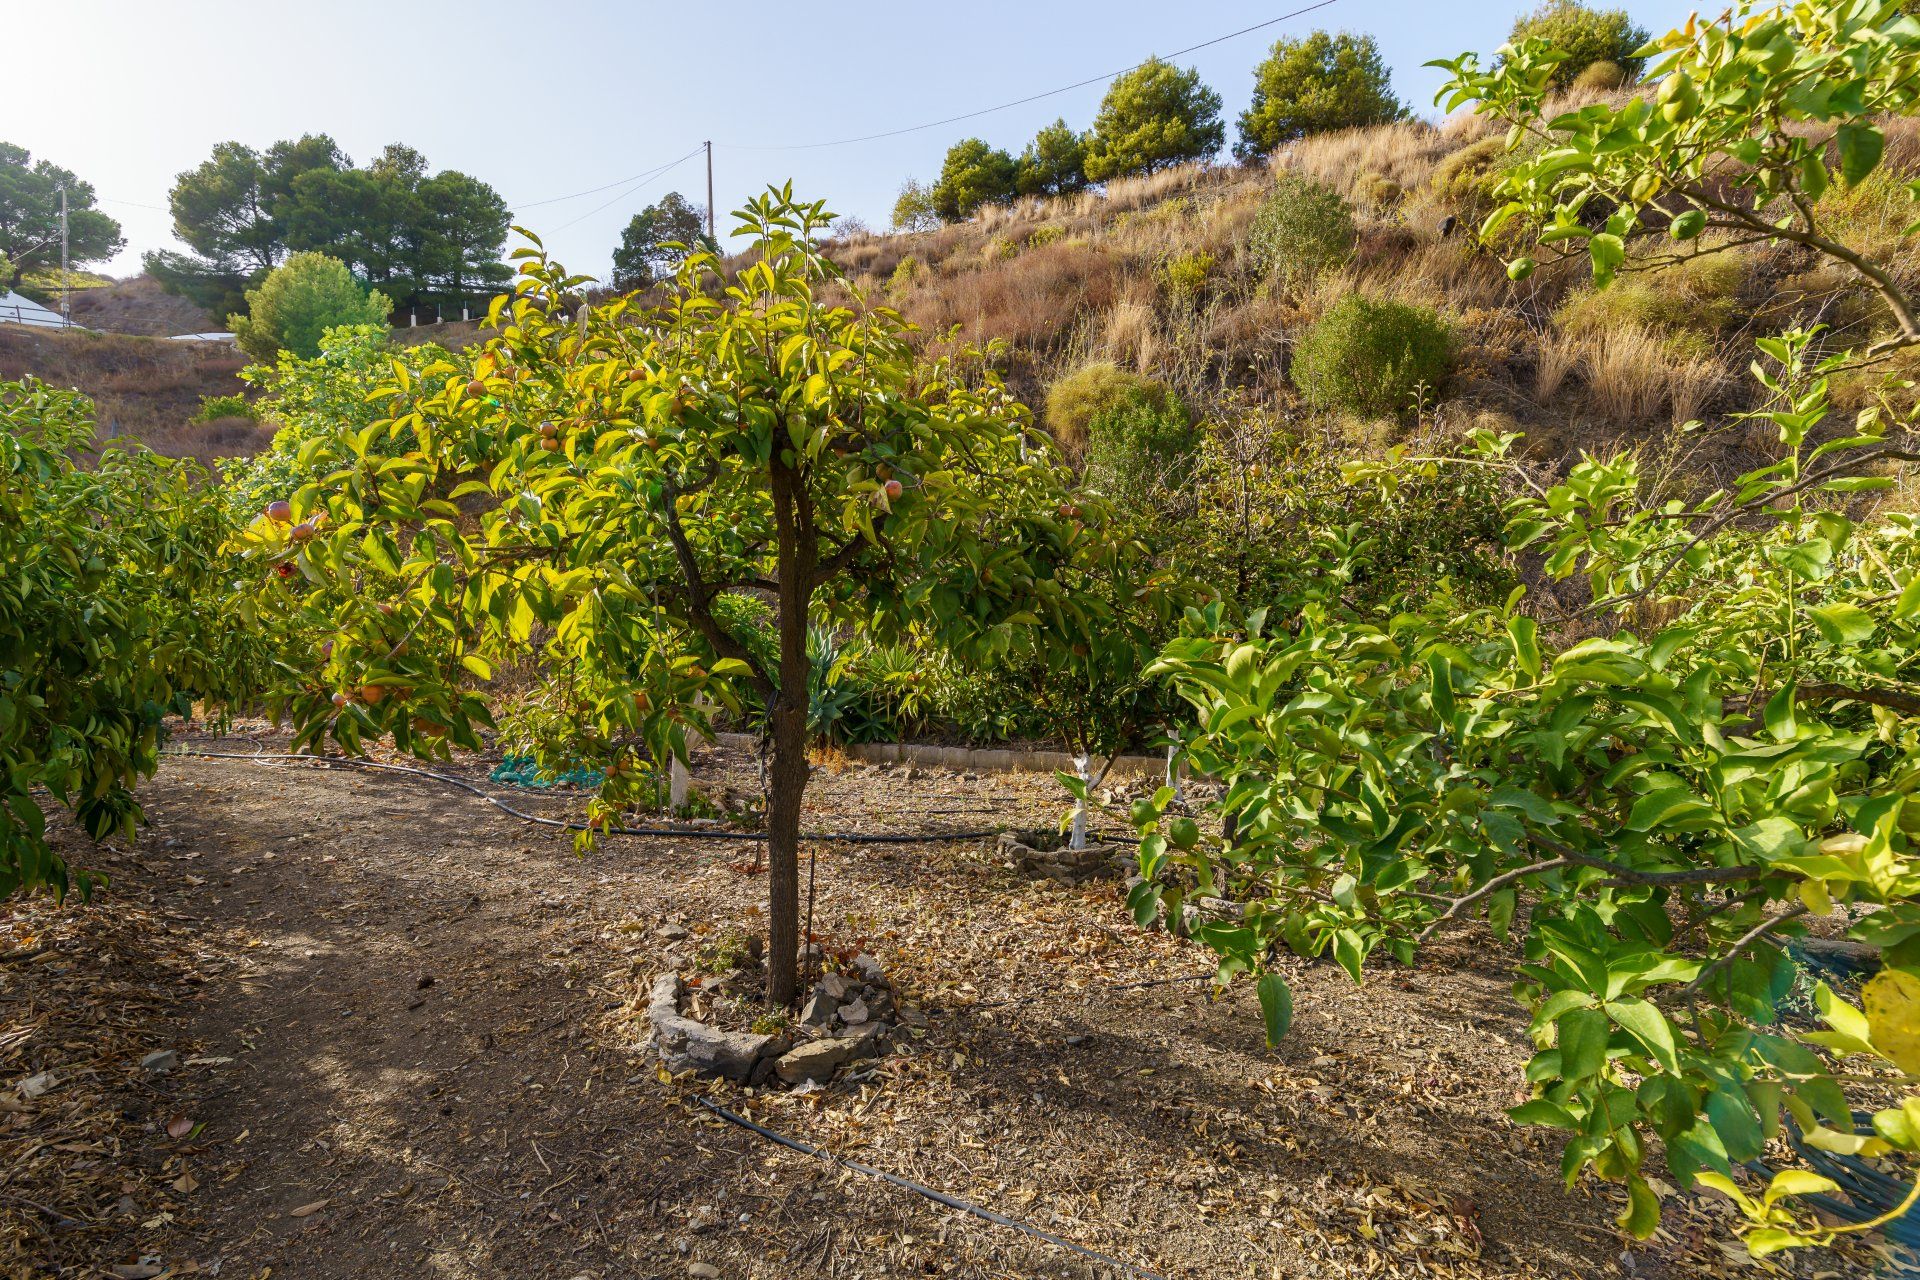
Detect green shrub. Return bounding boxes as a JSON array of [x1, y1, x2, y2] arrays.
[[1245, 175, 1356, 292], [1292, 295, 1452, 416], [887, 255, 923, 296], [1084, 387, 1197, 502], [228, 251, 390, 363], [1356, 172, 1403, 212], [1508, 0, 1650, 87], [1158, 251, 1214, 306], [1043, 362, 1181, 454], [1431, 136, 1509, 207], [191, 393, 256, 423], [1026, 223, 1067, 249], [224, 325, 417, 518]]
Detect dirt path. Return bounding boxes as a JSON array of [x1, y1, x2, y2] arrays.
[[4, 740, 1774, 1279]]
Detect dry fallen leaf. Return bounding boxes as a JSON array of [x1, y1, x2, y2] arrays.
[[166, 1115, 194, 1139], [289, 1198, 330, 1217]]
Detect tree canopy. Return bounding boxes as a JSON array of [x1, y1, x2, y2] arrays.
[[234, 186, 1159, 1005], [1084, 58, 1226, 182], [930, 139, 1020, 221], [149, 137, 509, 320], [610, 192, 708, 291], [228, 251, 391, 363], [1016, 119, 1091, 198], [1507, 0, 1652, 87], [1234, 31, 1407, 160], [0, 143, 123, 290]]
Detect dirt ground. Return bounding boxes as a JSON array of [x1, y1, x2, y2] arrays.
[[0, 733, 1869, 1280]]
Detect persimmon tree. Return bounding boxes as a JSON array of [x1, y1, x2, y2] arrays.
[[0, 380, 263, 898], [239, 188, 1152, 1004], [1123, 0, 1920, 1256]]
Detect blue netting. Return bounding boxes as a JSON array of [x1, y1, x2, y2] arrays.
[[488, 754, 605, 790]]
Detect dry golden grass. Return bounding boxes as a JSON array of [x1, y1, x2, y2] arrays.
[[1576, 327, 1725, 427], [0, 326, 266, 465]]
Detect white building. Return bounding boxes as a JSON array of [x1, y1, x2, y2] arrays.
[[0, 290, 72, 329]]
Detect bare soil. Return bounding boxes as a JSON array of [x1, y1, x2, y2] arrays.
[[0, 734, 1855, 1279]]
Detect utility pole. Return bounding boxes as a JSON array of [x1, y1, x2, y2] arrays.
[[704, 141, 715, 245], [58, 184, 70, 329]]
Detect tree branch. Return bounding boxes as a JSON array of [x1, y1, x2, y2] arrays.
[[1416, 857, 1569, 945]]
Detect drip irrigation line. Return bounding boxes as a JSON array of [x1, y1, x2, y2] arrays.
[[163, 748, 1000, 845], [692, 1097, 1171, 1280], [717, 0, 1341, 152]]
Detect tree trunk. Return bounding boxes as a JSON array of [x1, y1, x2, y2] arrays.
[[764, 458, 814, 1007]]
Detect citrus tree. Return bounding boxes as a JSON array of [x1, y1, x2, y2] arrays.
[[1121, 0, 1920, 1255], [237, 187, 1152, 1004], [1, 379, 264, 898]]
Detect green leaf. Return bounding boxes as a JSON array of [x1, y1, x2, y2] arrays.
[[1257, 973, 1293, 1047], [1618, 1174, 1660, 1239], [1589, 232, 1626, 285], [1808, 601, 1875, 645], [1557, 1006, 1610, 1080], [1605, 999, 1678, 1073], [1509, 1098, 1579, 1129], [1838, 123, 1885, 188]]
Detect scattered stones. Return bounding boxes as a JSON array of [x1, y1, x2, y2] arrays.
[[799, 992, 834, 1025], [852, 953, 885, 983], [839, 997, 869, 1026], [139, 1050, 179, 1075], [818, 971, 852, 1001]]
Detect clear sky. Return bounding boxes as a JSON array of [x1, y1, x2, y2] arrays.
[[13, 0, 1694, 284]]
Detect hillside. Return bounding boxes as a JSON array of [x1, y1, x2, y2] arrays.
[[65, 272, 219, 336], [826, 98, 1920, 494], [0, 326, 264, 464]]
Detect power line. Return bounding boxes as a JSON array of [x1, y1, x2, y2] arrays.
[[514, 147, 703, 210], [544, 147, 705, 233], [717, 0, 1343, 152], [96, 194, 170, 213]]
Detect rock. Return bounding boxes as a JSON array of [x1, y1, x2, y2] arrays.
[[838, 998, 869, 1026], [647, 973, 686, 1026], [654, 1015, 781, 1083], [774, 1038, 855, 1086], [836, 1021, 887, 1059], [799, 993, 834, 1026], [689, 1265, 721, 1279], [818, 972, 852, 1001], [17, 1071, 56, 1099], [658, 922, 690, 940], [868, 990, 895, 1022], [853, 953, 885, 983], [140, 1050, 179, 1075]]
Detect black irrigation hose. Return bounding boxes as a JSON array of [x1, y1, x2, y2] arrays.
[[693, 1097, 1172, 1280], [164, 749, 1002, 845]]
